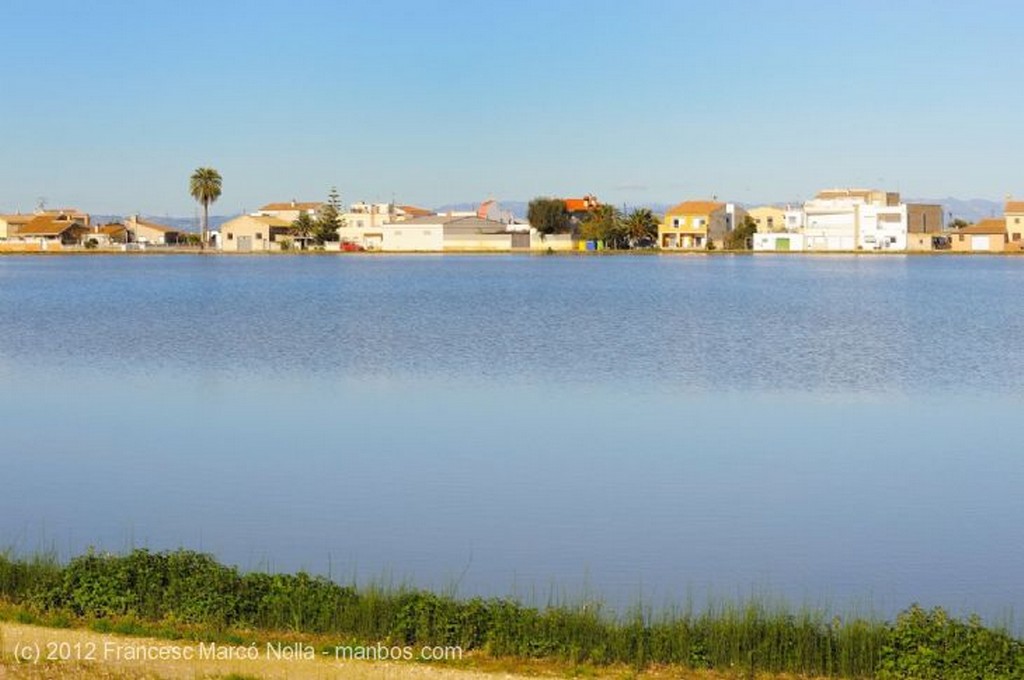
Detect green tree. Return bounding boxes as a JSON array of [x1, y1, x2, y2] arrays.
[[579, 204, 625, 247], [291, 211, 315, 249], [527, 197, 571, 235], [951, 218, 969, 230], [189, 167, 222, 249], [623, 208, 659, 247], [314, 187, 344, 244], [725, 215, 757, 250]]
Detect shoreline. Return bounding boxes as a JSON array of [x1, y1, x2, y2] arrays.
[[2, 548, 1021, 679], [1, 247, 1023, 257]]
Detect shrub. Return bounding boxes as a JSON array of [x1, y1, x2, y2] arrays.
[[878, 605, 1024, 679]]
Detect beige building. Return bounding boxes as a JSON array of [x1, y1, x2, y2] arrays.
[[2, 208, 91, 240], [949, 219, 1007, 253], [0, 214, 35, 240], [747, 206, 786, 233], [13, 214, 89, 246], [906, 204, 945, 251], [220, 215, 293, 252], [124, 215, 183, 244], [1005, 201, 1024, 250], [444, 216, 529, 251], [89, 223, 130, 245], [338, 214, 528, 252]]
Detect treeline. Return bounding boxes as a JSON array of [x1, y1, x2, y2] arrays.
[[528, 198, 662, 249], [1, 548, 1022, 678]]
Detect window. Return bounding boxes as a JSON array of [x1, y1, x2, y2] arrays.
[[672, 218, 681, 227], [1014, 233, 1021, 241], [227, 233, 233, 240], [959, 235, 965, 242], [255, 233, 262, 239]]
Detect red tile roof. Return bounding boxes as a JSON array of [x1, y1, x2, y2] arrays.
[[665, 200, 726, 216], [564, 195, 599, 213], [959, 218, 1006, 234]]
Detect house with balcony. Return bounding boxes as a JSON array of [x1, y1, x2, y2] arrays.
[[659, 200, 741, 250]]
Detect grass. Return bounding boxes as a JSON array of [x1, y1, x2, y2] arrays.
[[1, 547, 1022, 678]]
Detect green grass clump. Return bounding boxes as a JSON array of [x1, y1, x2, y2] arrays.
[[1, 548, 1022, 678]]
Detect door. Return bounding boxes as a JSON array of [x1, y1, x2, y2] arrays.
[[237, 235, 252, 252]]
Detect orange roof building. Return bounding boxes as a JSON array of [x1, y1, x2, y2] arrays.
[[950, 218, 1007, 253], [16, 214, 89, 243], [564, 194, 599, 214], [659, 199, 744, 251]]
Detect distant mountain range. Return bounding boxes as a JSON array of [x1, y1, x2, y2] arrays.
[[89, 215, 232, 233], [79, 197, 1008, 232]]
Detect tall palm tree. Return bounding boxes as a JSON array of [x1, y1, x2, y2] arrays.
[[189, 167, 222, 249]]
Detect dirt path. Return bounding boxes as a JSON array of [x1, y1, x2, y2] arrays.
[[0, 621, 533, 680], [0, 620, 793, 680]]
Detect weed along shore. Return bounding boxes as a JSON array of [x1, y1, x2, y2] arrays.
[[2, 549, 1023, 679]]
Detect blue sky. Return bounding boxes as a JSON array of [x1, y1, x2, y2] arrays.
[[2, 0, 1022, 215]]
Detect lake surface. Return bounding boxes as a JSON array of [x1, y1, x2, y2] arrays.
[[2, 254, 1022, 622]]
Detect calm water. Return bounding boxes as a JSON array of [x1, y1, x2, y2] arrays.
[[2, 254, 1022, 621]]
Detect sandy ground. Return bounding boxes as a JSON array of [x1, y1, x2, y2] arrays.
[[0, 621, 536, 680], [0, 620, 809, 680]]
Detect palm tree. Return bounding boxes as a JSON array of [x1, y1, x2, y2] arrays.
[[623, 208, 659, 247], [189, 167, 222, 249]]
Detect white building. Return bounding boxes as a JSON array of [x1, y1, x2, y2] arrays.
[[857, 202, 907, 251], [783, 207, 805, 231], [801, 189, 908, 251], [753, 232, 805, 252]]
